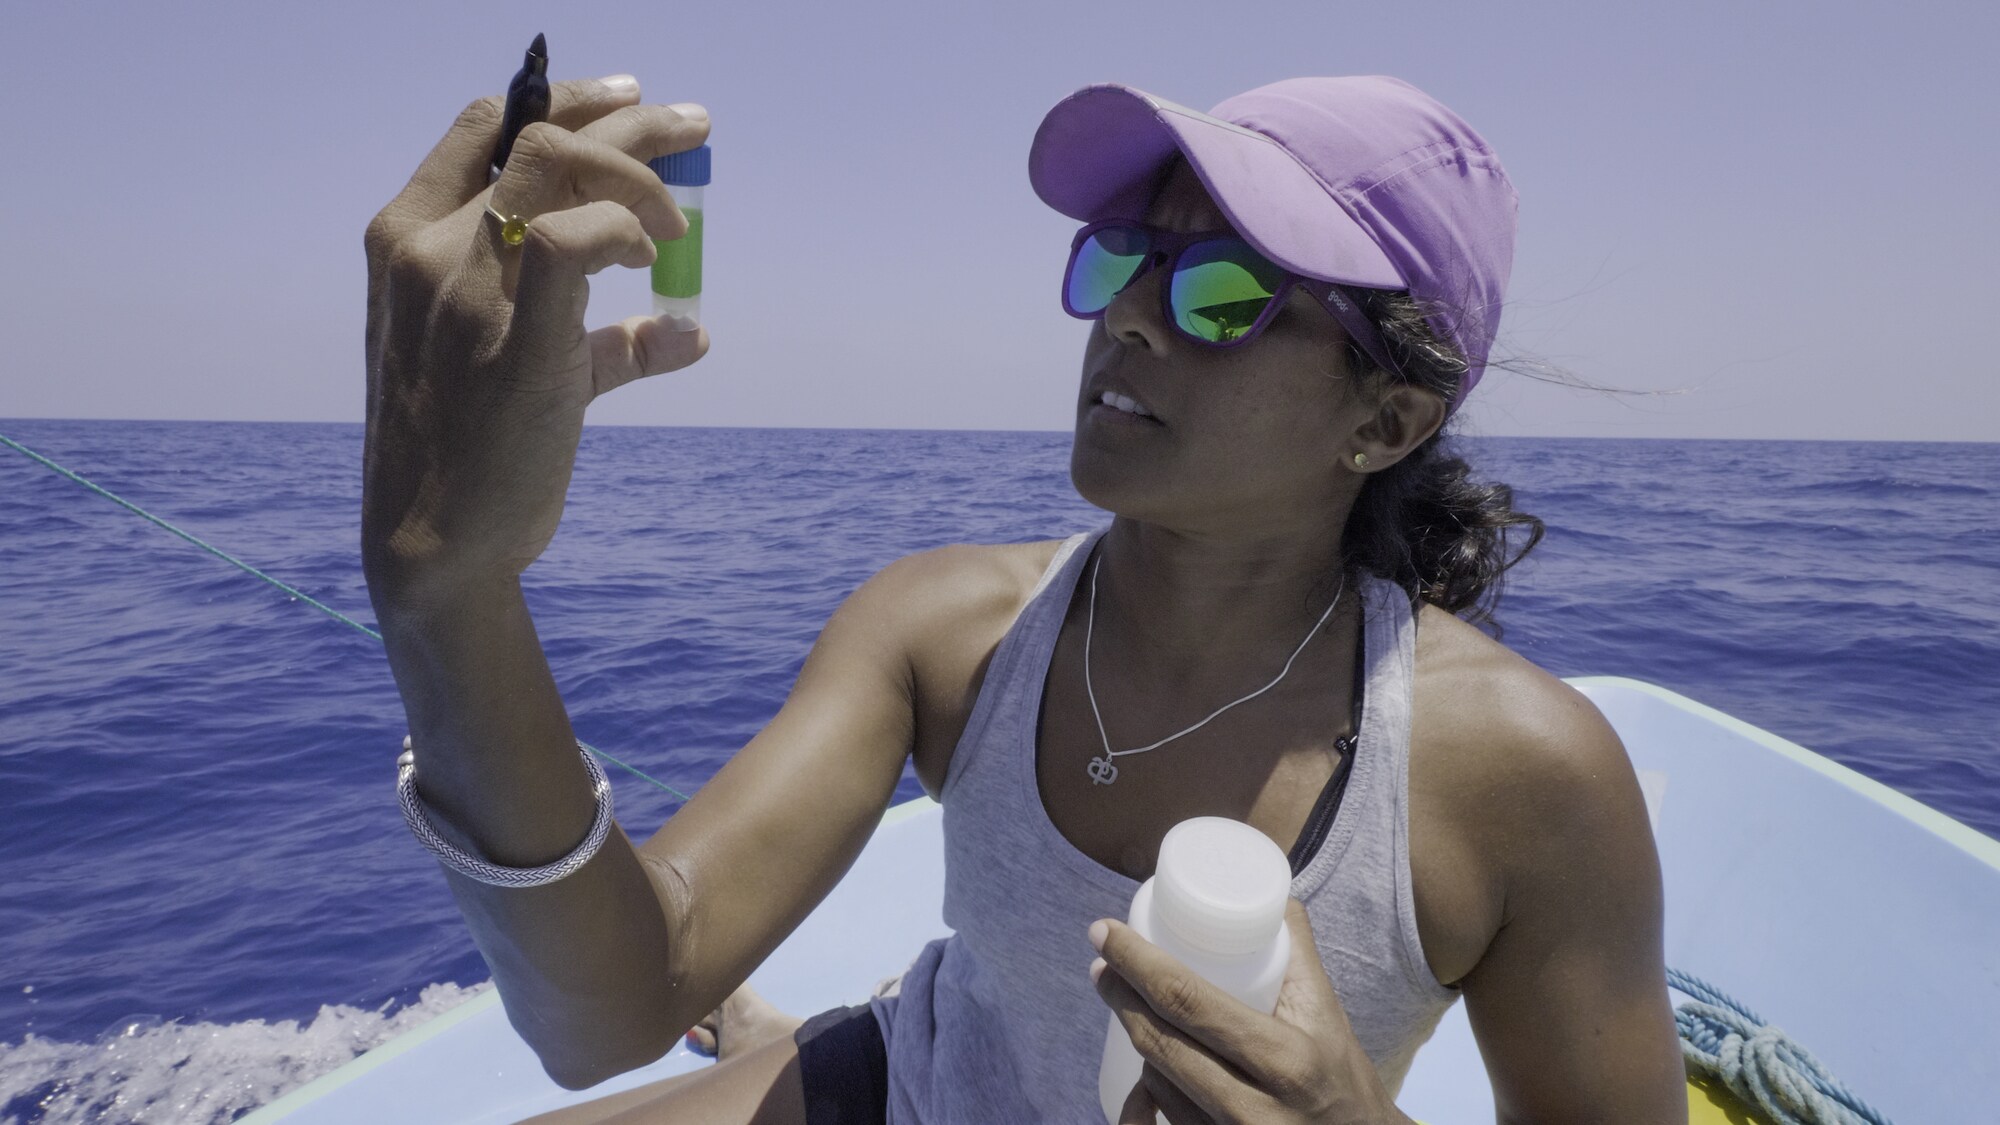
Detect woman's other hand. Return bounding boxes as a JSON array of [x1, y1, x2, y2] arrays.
[[361, 76, 710, 593], [1091, 897, 1410, 1125]]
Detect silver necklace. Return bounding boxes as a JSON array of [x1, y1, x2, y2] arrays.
[[1082, 549, 1346, 787]]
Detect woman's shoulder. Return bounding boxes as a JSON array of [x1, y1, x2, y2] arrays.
[[880, 537, 1077, 796], [823, 536, 1074, 720], [1410, 600, 1648, 873], [868, 536, 1073, 633]]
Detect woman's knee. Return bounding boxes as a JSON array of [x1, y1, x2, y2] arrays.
[[517, 1032, 807, 1125]]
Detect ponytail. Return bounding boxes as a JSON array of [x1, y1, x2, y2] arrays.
[[1338, 290, 1544, 637]]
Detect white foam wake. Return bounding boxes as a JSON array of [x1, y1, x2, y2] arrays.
[[0, 981, 492, 1125]]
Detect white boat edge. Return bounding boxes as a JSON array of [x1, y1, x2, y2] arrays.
[[237, 795, 949, 1125], [239, 674, 2000, 1123], [1570, 676, 2000, 872]]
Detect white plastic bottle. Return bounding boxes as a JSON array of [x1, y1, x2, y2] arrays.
[[1098, 816, 1293, 1125]]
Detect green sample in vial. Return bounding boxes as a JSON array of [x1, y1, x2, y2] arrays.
[[648, 144, 710, 326], [652, 208, 702, 298]]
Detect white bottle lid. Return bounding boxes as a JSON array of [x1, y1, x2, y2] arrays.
[[1151, 817, 1292, 957]]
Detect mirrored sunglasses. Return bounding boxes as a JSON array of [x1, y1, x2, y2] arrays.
[[1061, 220, 1401, 374]]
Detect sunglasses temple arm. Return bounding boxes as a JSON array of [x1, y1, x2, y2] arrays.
[[1317, 284, 1403, 379]]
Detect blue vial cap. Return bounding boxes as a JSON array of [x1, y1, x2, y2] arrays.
[[650, 144, 711, 186]]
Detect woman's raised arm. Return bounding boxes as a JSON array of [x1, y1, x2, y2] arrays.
[[360, 76, 921, 1089], [367, 557, 924, 1090]]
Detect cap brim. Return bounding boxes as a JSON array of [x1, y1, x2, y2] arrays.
[[1029, 84, 1404, 290]]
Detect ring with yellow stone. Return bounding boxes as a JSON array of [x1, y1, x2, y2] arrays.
[[485, 203, 531, 247]]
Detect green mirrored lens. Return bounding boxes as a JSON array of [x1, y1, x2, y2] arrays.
[[1068, 227, 1150, 314], [1171, 240, 1286, 343]]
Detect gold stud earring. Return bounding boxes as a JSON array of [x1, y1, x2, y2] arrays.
[[1352, 452, 1370, 470]]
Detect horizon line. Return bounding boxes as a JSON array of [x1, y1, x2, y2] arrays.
[[2, 417, 1994, 447]]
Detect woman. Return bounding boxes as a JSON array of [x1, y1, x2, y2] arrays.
[[361, 72, 1686, 1124]]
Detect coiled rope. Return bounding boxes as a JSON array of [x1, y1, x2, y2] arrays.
[[0, 430, 691, 802], [3, 431, 1902, 1122], [1669, 967, 1894, 1124]]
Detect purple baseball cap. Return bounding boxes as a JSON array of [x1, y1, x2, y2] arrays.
[[1029, 76, 1517, 418]]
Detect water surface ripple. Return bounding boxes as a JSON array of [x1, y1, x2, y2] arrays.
[[1, 420, 1994, 1122]]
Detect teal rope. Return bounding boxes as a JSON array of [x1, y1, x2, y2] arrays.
[[1, 430, 691, 803], [1669, 966, 1893, 1124]]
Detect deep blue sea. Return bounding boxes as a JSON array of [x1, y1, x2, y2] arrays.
[[1, 419, 1996, 1123]]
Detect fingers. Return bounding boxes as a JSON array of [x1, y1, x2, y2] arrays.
[[1094, 962, 1243, 1122], [586, 315, 711, 399], [1092, 917, 1299, 1089], [374, 77, 646, 239], [482, 102, 708, 345], [1117, 1076, 1160, 1125], [507, 200, 658, 342], [1137, 1063, 1217, 1125], [574, 100, 711, 169], [1271, 898, 1350, 1034], [1119, 1069, 1214, 1125], [482, 122, 687, 262], [478, 105, 709, 305]]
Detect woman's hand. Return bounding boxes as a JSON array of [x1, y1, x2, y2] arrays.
[[361, 76, 710, 592], [1091, 898, 1410, 1125]]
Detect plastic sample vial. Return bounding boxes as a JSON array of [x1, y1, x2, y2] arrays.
[[647, 143, 710, 328], [1098, 817, 1293, 1125]]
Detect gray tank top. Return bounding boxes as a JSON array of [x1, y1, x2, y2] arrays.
[[870, 525, 1462, 1122]]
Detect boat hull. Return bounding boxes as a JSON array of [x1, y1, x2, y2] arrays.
[[244, 677, 2000, 1124]]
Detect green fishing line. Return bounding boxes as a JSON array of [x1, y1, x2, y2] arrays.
[[0, 430, 693, 802]]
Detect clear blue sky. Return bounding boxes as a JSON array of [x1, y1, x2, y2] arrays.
[[5, 0, 1994, 440]]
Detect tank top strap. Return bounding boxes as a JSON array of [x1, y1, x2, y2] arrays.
[[1287, 569, 1418, 899], [938, 526, 1103, 803]]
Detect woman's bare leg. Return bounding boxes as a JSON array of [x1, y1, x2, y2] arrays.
[[687, 982, 807, 1059], [514, 1029, 806, 1125]]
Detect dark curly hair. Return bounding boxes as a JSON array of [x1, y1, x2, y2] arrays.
[[1333, 289, 1544, 638]]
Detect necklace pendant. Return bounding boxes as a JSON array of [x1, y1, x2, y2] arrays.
[[1086, 755, 1119, 786]]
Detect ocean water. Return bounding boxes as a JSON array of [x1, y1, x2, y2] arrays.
[[1, 419, 1995, 1123]]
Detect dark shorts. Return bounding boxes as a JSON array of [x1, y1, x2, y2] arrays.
[[793, 1001, 889, 1124]]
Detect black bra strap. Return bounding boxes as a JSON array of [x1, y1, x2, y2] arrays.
[[1286, 610, 1367, 875]]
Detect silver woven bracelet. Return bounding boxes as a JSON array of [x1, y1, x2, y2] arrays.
[[395, 734, 615, 888]]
